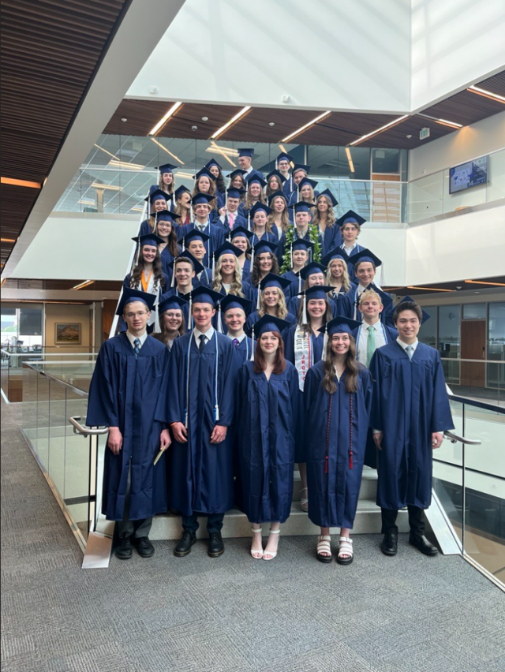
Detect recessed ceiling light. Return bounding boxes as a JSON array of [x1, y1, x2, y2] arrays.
[[202, 116, 209, 121], [474, 291, 480, 294], [406, 134, 412, 138], [121, 118, 127, 122], [269, 122, 275, 126]]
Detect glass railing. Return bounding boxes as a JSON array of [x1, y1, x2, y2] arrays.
[[439, 358, 505, 407], [433, 396, 505, 587], [1, 350, 97, 402], [407, 147, 505, 224]]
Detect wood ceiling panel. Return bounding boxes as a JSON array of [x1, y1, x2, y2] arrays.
[[476, 71, 505, 97], [222, 107, 320, 143], [421, 89, 505, 127], [0, 0, 129, 271], [358, 114, 455, 149]]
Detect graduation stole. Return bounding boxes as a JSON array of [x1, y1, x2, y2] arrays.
[[293, 326, 312, 391], [184, 331, 220, 428]]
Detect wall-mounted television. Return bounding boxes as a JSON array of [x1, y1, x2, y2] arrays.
[[449, 156, 488, 194]]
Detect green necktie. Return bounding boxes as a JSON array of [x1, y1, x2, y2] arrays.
[[366, 325, 376, 367]]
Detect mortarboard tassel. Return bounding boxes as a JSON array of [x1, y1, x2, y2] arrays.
[[153, 286, 162, 334], [322, 324, 328, 361], [247, 211, 251, 232], [187, 294, 192, 330], [214, 331, 220, 422], [190, 204, 193, 223], [290, 242, 293, 269], [298, 272, 302, 294], [256, 286, 261, 310], [171, 265, 176, 287], [250, 325, 255, 361], [302, 292, 308, 325], [217, 303, 223, 334], [380, 262, 385, 288]]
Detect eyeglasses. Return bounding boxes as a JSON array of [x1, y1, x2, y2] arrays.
[[125, 311, 148, 318]]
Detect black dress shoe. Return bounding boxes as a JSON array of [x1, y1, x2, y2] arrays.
[[174, 531, 196, 557], [115, 536, 133, 560], [380, 532, 398, 556], [134, 537, 155, 558], [409, 534, 438, 556], [208, 531, 224, 557]]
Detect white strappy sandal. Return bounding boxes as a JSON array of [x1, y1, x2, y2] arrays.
[[263, 529, 280, 561], [250, 527, 263, 559], [337, 536, 353, 565], [300, 488, 309, 513], [316, 535, 332, 563]]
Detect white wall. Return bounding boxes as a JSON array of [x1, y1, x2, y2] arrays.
[[10, 214, 139, 282], [409, 111, 505, 181], [405, 204, 505, 285], [127, 0, 412, 112], [411, 0, 505, 111]]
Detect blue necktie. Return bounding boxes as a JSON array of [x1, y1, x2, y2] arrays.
[[134, 338, 141, 358], [406, 345, 414, 361]]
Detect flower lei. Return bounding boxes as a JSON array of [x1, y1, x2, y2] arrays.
[[280, 222, 322, 274]]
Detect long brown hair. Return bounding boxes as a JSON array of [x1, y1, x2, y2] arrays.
[[156, 310, 185, 345], [250, 252, 279, 287], [268, 196, 290, 233], [130, 249, 166, 291], [192, 176, 218, 211], [296, 298, 333, 331], [156, 221, 181, 258], [158, 173, 175, 196], [253, 330, 286, 375], [322, 335, 359, 394], [313, 194, 336, 227]]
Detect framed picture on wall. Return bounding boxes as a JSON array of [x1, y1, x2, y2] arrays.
[[55, 323, 82, 345]]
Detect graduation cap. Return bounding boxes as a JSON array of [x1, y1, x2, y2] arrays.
[[253, 240, 278, 256], [226, 187, 246, 200], [292, 163, 310, 175], [318, 316, 360, 336], [267, 190, 288, 205], [259, 273, 291, 292], [293, 201, 313, 214], [350, 248, 382, 269], [238, 148, 254, 158], [156, 210, 180, 224], [336, 209, 367, 228], [174, 185, 191, 199], [249, 202, 272, 218], [228, 225, 253, 242], [228, 168, 247, 180], [190, 286, 223, 306], [156, 163, 177, 174], [213, 241, 241, 260], [145, 188, 168, 204], [297, 285, 333, 325], [292, 239, 315, 253], [276, 151, 294, 164], [317, 188, 338, 208], [246, 315, 292, 359], [158, 294, 188, 314], [321, 247, 350, 267], [116, 287, 156, 316], [132, 233, 164, 247], [219, 294, 252, 315], [192, 192, 215, 206], [169, 251, 204, 277], [183, 228, 211, 248], [205, 158, 222, 171], [297, 177, 318, 190], [245, 171, 267, 188], [266, 169, 287, 184], [194, 167, 216, 181], [395, 295, 431, 324], [299, 262, 327, 280]]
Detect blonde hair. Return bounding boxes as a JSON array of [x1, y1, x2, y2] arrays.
[[313, 194, 336, 227], [258, 287, 289, 319], [359, 288, 383, 306], [212, 256, 244, 296], [193, 177, 218, 211], [158, 173, 175, 196], [268, 196, 290, 233], [326, 258, 352, 293], [300, 185, 316, 204]]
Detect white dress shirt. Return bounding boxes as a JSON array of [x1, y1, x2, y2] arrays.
[[126, 331, 148, 348], [396, 337, 418, 354], [193, 325, 215, 347], [227, 332, 246, 343], [356, 320, 387, 363]]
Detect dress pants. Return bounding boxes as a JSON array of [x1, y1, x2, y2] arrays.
[[116, 462, 152, 540], [381, 505, 425, 537], [182, 512, 224, 535]]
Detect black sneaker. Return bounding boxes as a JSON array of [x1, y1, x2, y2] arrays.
[[115, 536, 133, 560]]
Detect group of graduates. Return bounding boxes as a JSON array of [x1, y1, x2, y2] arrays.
[[86, 149, 454, 564]]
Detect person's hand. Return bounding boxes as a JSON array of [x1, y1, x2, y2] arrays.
[[160, 429, 171, 451], [108, 427, 123, 455], [373, 431, 383, 450], [171, 422, 188, 443], [432, 432, 444, 449], [210, 425, 228, 444], [219, 206, 226, 216]]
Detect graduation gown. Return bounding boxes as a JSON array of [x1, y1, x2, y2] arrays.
[[319, 225, 342, 257], [178, 222, 225, 266], [230, 336, 254, 365], [86, 334, 169, 521], [165, 332, 237, 515], [121, 273, 169, 333], [218, 213, 247, 232], [369, 342, 454, 510], [342, 244, 365, 283], [239, 258, 251, 284], [237, 361, 299, 523], [328, 289, 354, 318], [139, 218, 154, 237], [304, 362, 372, 528]]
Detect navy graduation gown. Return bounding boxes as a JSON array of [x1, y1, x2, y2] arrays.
[[218, 213, 248, 232], [342, 244, 365, 283], [369, 341, 454, 510], [328, 289, 354, 318], [320, 225, 342, 257], [86, 334, 169, 521], [240, 258, 251, 283], [229, 336, 254, 365], [177, 222, 225, 266], [237, 361, 299, 523], [165, 332, 237, 515], [304, 362, 372, 528], [139, 218, 153, 237], [195, 266, 213, 288]]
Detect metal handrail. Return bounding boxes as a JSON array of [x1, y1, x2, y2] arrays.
[[69, 416, 108, 437], [444, 430, 481, 446]]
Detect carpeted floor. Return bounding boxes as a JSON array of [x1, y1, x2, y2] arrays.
[[2, 400, 504, 672]]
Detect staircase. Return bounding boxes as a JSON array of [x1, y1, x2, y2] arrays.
[[150, 467, 409, 540]]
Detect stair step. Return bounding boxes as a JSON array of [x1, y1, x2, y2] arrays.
[[150, 498, 408, 540], [292, 466, 377, 502]]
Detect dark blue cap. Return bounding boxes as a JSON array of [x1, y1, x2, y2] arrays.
[[156, 210, 180, 223], [190, 286, 223, 307], [228, 169, 247, 180], [317, 189, 338, 208], [293, 201, 313, 214], [247, 314, 291, 337], [300, 262, 327, 279], [396, 295, 430, 324], [336, 209, 366, 228], [158, 294, 188, 314], [117, 287, 156, 316], [319, 316, 360, 336], [229, 225, 253, 241], [293, 163, 310, 175], [259, 273, 292, 292], [250, 202, 272, 217], [292, 239, 315, 252], [157, 163, 177, 173], [266, 169, 287, 184], [132, 233, 164, 247], [219, 294, 252, 314], [268, 190, 288, 205], [192, 192, 215, 206], [298, 177, 318, 190], [213, 242, 241, 259], [194, 167, 216, 181], [146, 188, 168, 204], [276, 152, 294, 163], [351, 248, 382, 268], [253, 240, 278, 256], [205, 158, 222, 170], [298, 285, 333, 301], [174, 185, 191, 199], [238, 148, 254, 158], [321, 247, 350, 266], [184, 229, 210, 245], [246, 171, 267, 188], [170, 251, 204, 275], [226, 187, 245, 199]]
